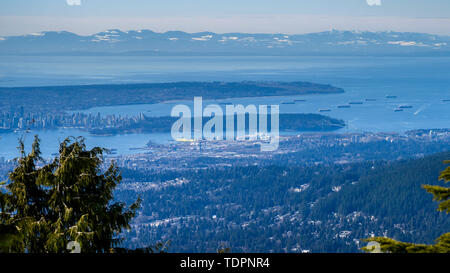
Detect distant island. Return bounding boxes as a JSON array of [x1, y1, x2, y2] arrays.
[[0, 81, 345, 135], [0, 81, 344, 113], [88, 114, 346, 136]]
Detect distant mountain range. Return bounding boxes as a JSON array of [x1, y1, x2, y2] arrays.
[[1, 29, 450, 56]]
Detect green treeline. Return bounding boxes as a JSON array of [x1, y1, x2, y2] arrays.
[[89, 113, 345, 135], [0, 81, 343, 113]]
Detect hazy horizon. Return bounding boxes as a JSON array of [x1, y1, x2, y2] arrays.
[[2, 27, 450, 38], [1, 0, 450, 36]]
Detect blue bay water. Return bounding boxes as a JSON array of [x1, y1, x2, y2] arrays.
[[0, 55, 449, 159]]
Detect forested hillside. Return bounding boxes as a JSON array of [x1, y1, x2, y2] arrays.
[[117, 151, 450, 252], [0, 81, 343, 113]]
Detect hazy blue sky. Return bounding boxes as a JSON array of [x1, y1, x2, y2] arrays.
[[1, 0, 450, 36]]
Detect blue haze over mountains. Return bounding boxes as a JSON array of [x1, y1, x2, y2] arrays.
[[1, 29, 450, 56]]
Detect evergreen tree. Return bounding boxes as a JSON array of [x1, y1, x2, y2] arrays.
[[424, 161, 450, 213], [0, 136, 141, 253], [363, 161, 450, 253]]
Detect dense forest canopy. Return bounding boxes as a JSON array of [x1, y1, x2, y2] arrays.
[[0, 81, 343, 113], [117, 152, 450, 252]]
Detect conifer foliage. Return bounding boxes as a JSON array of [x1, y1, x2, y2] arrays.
[[0, 136, 141, 253], [364, 161, 450, 253]]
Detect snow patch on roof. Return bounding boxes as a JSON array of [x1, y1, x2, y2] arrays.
[[332, 186, 342, 192], [290, 184, 310, 193]]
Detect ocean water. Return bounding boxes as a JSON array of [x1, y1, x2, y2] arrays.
[[0, 55, 449, 159]]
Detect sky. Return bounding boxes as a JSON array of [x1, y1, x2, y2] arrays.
[[1, 0, 450, 36]]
